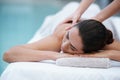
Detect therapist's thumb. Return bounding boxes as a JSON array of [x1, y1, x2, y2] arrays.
[[72, 16, 79, 26], [72, 19, 77, 25], [72, 20, 78, 27]]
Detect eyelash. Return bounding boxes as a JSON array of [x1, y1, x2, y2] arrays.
[[70, 45, 75, 51]]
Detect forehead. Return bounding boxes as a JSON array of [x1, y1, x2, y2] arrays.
[[69, 27, 83, 51]]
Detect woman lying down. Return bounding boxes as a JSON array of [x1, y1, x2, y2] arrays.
[[3, 19, 120, 63]]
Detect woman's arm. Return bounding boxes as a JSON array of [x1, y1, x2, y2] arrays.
[[92, 0, 120, 22], [3, 46, 77, 63], [104, 40, 120, 51], [81, 50, 120, 61], [3, 46, 58, 63], [3, 35, 60, 63], [80, 40, 120, 61]]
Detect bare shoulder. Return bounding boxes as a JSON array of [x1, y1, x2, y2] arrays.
[[53, 23, 72, 39], [20, 23, 72, 52]]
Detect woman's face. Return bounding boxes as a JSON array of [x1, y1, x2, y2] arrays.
[[61, 27, 84, 55]]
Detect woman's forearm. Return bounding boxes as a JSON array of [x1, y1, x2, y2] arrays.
[[3, 46, 77, 63], [3, 46, 60, 63], [108, 50, 120, 61], [92, 0, 120, 22], [104, 40, 120, 51], [99, 50, 120, 61], [94, 50, 120, 61]]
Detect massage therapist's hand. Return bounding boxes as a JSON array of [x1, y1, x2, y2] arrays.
[[62, 11, 81, 26], [60, 15, 85, 31], [61, 0, 95, 26]]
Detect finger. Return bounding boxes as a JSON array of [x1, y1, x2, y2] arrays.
[[61, 17, 72, 24], [62, 19, 70, 23], [72, 19, 77, 26], [72, 16, 77, 24], [65, 26, 72, 31], [72, 16, 79, 26]]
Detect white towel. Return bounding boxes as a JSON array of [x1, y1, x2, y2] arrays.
[[56, 57, 110, 68]]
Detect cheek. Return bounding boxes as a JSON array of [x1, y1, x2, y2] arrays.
[[61, 42, 74, 54], [61, 41, 70, 53], [62, 38, 66, 43], [61, 42, 67, 51]]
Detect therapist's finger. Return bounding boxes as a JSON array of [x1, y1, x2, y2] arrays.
[[72, 20, 77, 26], [61, 17, 72, 24], [72, 16, 79, 26], [65, 26, 72, 31]]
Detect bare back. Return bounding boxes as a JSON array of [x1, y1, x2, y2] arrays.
[[23, 23, 72, 52]]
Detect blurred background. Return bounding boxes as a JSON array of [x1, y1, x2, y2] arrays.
[[0, 0, 119, 75]]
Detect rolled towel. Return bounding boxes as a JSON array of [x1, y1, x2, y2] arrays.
[[56, 57, 110, 68]]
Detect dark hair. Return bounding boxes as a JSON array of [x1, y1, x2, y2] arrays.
[[75, 19, 113, 53]]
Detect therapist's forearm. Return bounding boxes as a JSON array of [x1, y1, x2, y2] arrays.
[[75, 0, 95, 17], [92, 0, 120, 22]]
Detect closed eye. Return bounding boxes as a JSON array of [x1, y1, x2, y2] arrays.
[[66, 31, 77, 51], [70, 44, 77, 51]]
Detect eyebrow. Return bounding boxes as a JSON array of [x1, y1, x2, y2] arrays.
[[66, 31, 78, 51]]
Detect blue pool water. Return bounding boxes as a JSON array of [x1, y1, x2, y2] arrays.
[[0, 2, 62, 75]]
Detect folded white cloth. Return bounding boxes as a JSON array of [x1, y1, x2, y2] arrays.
[[40, 58, 120, 68], [56, 57, 120, 68], [56, 57, 111, 68]]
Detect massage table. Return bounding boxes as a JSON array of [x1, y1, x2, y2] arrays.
[[1, 2, 120, 80]]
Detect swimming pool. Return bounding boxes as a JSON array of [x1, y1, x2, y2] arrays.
[[0, 0, 63, 75]]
